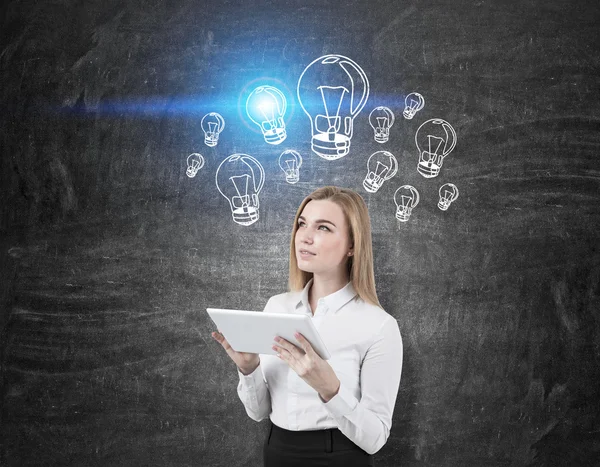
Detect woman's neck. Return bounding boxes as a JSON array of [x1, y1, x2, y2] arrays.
[[308, 274, 349, 313]]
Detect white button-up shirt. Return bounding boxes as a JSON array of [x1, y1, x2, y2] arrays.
[[236, 279, 403, 455]]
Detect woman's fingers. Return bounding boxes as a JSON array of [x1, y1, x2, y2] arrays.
[[212, 331, 231, 350]]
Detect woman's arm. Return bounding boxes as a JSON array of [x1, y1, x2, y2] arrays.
[[235, 297, 276, 421], [236, 362, 272, 421], [320, 316, 403, 455]]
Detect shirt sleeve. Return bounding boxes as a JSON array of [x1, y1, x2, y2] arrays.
[[319, 316, 403, 455], [236, 362, 271, 421], [235, 297, 274, 422]]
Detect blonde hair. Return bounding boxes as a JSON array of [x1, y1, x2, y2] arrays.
[[288, 186, 381, 308]]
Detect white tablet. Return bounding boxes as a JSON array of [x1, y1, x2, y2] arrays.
[[207, 308, 331, 360]]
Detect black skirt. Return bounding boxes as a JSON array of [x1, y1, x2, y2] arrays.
[[263, 422, 375, 467]]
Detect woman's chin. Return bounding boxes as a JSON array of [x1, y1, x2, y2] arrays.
[[297, 262, 317, 273]]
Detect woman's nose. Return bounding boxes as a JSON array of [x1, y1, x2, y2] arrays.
[[298, 228, 313, 244]]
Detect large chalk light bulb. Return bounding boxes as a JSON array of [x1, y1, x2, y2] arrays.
[[415, 118, 457, 178], [246, 86, 287, 144], [369, 106, 395, 143], [215, 154, 265, 226], [297, 54, 369, 160], [201, 112, 225, 147], [403, 92, 425, 119], [438, 183, 459, 211], [363, 150, 398, 193], [394, 185, 420, 222], [278, 150, 303, 184]]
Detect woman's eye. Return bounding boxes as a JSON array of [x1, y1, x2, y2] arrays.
[[318, 225, 330, 231]]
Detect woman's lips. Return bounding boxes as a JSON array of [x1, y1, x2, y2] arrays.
[[298, 249, 316, 258]]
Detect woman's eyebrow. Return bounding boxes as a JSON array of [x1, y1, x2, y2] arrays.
[[298, 216, 336, 227]]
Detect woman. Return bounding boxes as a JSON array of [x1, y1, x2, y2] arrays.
[[212, 186, 403, 467]]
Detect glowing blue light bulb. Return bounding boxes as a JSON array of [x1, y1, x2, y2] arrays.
[[246, 86, 287, 145]]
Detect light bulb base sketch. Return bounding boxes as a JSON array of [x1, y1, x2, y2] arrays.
[[201, 112, 225, 147], [394, 185, 419, 222], [215, 154, 265, 226], [369, 106, 395, 143], [246, 86, 287, 145], [363, 151, 398, 193], [278, 150, 303, 184], [186, 153, 205, 178], [297, 55, 369, 160], [438, 183, 459, 211], [403, 92, 425, 119], [415, 118, 457, 178]]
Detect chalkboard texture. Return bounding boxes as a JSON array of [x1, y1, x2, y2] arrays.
[[1, 0, 599, 465]]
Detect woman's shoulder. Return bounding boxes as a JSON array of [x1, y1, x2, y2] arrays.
[[353, 297, 399, 327], [263, 290, 302, 312]]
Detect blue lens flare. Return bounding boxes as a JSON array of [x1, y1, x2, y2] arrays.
[[54, 95, 240, 117]]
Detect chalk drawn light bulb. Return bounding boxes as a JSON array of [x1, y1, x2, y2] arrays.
[[415, 118, 457, 178], [363, 150, 398, 193], [215, 154, 265, 226], [394, 185, 419, 222], [201, 112, 225, 147], [278, 150, 303, 184], [369, 106, 395, 143], [246, 86, 287, 144], [297, 54, 369, 160], [403, 92, 425, 119], [186, 153, 205, 178], [438, 183, 459, 211]]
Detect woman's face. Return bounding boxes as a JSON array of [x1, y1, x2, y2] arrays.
[[294, 199, 353, 279]]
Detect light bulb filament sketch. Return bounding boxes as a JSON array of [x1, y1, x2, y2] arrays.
[[297, 54, 369, 160], [369, 106, 395, 143], [246, 86, 287, 145], [403, 92, 425, 119], [394, 185, 419, 222], [201, 112, 225, 147], [319, 85, 348, 139], [278, 150, 303, 184], [186, 153, 205, 178], [438, 183, 459, 211], [215, 154, 265, 226], [363, 151, 398, 193], [415, 118, 457, 178]]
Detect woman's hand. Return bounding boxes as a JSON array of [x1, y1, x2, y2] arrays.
[[212, 330, 260, 375], [272, 332, 340, 402]]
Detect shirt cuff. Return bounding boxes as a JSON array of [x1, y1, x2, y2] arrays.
[[320, 382, 358, 418], [237, 364, 263, 387]]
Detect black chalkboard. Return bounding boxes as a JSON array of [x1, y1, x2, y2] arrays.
[[1, 0, 599, 465]]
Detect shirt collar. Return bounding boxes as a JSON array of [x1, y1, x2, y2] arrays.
[[295, 278, 357, 315]]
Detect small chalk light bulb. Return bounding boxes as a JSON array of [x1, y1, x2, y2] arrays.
[[201, 112, 225, 147], [415, 118, 457, 178], [403, 92, 425, 119], [186, 153, 205, 178], [394, 185, 420, 222], [438, 183, 459, 211], [278, 150, 303, 184], [215, 154, 265, 226], [363, 151, 398, 193], [369, 106, 395, 143], [246, 86, 287, 145]]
